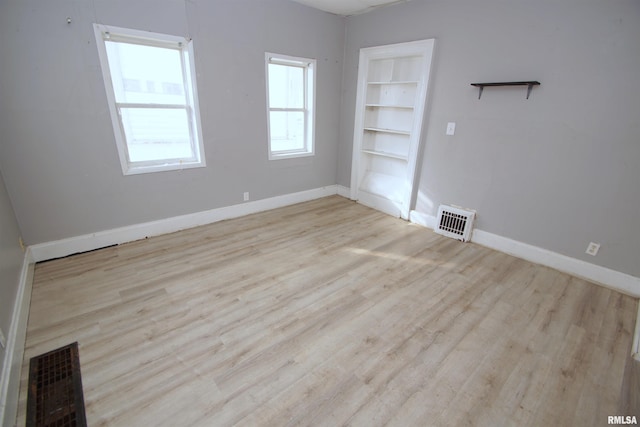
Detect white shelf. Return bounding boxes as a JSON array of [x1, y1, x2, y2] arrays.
[[363, 127, 410, 136], [365, 104, 414, 109], [361, 149, 408, 161], [368, 81, 419, 85]]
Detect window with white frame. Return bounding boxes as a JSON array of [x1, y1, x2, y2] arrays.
[[265, 53, 316, 159], [93, 24, 205, 175]]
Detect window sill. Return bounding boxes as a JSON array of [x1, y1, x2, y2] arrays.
[[268, 151, 314, 161], [123, 160, 206, 175]]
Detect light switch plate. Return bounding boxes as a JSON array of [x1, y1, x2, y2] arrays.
[[446, 122, 456, 136]]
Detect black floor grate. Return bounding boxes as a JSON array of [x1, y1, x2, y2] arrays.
[[27, 342, 87, 427]]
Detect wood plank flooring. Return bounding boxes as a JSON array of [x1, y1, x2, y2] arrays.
[[15, 196, 638, 426]]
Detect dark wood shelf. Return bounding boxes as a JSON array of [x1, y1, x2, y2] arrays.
[[471, 81, 540, 99]]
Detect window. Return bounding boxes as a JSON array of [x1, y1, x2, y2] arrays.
[[93, 24, 205, 175], [265, 53, 316, 160]]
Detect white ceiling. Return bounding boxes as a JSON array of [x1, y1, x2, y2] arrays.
[[290, 0, 410, 16]]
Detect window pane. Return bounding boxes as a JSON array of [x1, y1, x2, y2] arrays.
[[105, 41, 186, 105], [120, 108, 194, 162], [270, 111, 304, 152], [268, 64, 303, 109]]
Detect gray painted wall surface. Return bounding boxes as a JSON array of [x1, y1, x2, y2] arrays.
[[0, 0, 344, 244], [338, 0, 640, 277], [1, 0, 639, 279], [0, 171, 24, 372]]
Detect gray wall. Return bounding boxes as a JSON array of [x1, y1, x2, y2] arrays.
[[0, 171, 24, 372], [338, 0, 640, 277], [1, 0, 639, 279], [0, 0, 344, 244]]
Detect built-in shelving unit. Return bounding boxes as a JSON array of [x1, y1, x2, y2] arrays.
[[471, 81, 540, 99], [351, 39, 435, 219]]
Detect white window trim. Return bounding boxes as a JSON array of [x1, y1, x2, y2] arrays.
[[93, 23, 206, 175], [265, 52, 316, 160]]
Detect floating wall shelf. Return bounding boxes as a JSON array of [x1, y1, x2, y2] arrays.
[[471, 81, 540, 99]]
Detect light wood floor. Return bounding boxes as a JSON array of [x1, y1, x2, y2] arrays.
[[16, 196, 638, 426]]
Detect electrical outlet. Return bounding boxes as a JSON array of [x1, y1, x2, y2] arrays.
[[586, 242, 600, 256], [0, 328, 6, 349], [243, 192, 249, 202]]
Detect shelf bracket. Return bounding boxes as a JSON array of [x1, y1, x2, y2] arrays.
[[526, 83, 535, 99], [477, 86, 484, 100]]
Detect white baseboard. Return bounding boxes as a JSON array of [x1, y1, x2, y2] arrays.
[[409, 210, 437, 230], [0, 248, 34, 427], [31, 185, 340, 263], [471, 229, 640, 297], [408, 209, 640, 298], [632, 303, 640, 362], [336, 185, 351, 199]]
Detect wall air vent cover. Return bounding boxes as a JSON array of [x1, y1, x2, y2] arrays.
[[435, 205, 475, 242]]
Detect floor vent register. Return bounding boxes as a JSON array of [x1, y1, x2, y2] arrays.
[[27, 342, 87, 427]]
